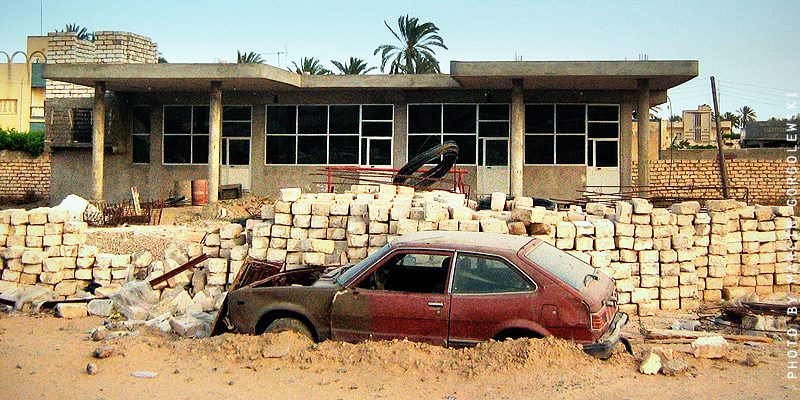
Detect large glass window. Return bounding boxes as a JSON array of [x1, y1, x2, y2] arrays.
[[407, 104, 509, 166], [266, 104, 393, 165], [222, 106, 251, 166], [524, 104, 619, 166], [132, 106, 150, 164], [163, 105, 209, 164]]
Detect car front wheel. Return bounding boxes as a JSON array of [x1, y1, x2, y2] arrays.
[[263, 317, 314, 341]]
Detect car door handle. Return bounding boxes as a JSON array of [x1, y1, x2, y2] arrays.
[[427, 302, 444, 308]]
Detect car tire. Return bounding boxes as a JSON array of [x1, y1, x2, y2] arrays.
[[263, 317, 314, 340]]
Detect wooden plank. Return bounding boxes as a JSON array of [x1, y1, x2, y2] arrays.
[[131, 186, 142, 215], [148, 254, 209, 288], [645, 328, 773, 343]]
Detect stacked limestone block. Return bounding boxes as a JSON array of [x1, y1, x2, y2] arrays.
[[0, 207, 91, 298]]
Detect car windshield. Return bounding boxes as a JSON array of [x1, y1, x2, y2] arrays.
[[524, 240, 595, 290], [335, 243, 391, 286]]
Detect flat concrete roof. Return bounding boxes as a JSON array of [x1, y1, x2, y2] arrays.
[[42, 60, 697, 93]]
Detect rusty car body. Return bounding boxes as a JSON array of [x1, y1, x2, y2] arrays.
[[213, 231, 628, 358]]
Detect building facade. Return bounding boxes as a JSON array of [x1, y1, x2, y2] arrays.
[[666, 104, 733, 146], [43, 60, 697, 203]]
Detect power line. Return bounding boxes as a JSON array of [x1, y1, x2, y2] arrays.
[[717, 79, 799, 94]]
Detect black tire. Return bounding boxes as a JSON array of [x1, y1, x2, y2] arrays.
[[393, 141, 459, 187], [263, 317, 314, 340]]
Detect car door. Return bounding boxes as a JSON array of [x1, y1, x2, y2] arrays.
[[330, 250, 453, 346], [447, 252, 542, 346]]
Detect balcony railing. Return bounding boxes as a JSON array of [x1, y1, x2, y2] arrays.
[[30, 106, 44, 120]]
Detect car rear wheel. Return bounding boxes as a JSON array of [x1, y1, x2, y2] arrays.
[[263, 317, 313, 340]]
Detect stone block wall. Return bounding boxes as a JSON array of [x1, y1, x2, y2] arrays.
[[633, 156, 789, 205], [0, 150, 50, 201]]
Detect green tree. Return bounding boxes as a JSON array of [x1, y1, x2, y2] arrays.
[[668, 115, 683, 122], [331, 57, 376, 75], [720, 111, 741, 129], [237, 50, 264, 64], [374, 15, 448, 74], [737, 106, 757, 124], [290, 57, 331, 75], [59, 23, 92, 40]]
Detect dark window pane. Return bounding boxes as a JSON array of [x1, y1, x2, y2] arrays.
[[588, 105, 618, 122], [361, 138, 367, 165], [362, 121, 393, 137], [408, 134, 441, 160], [164, 106, 191, 134], [444, 135, 476, 165], [133, 106, 150, 133], [267, 105, 296, 134], [479, 121, 509, 137], [595, 141, 618, 167], [479, 104, 509, 120], [192, 135, 209, 164], [556, 104, 585, 133], [587, 140, 594, 167], [330, 105, 359, 134], [555, 135, 585, 165], [443, 104, 475, 133], [369, 139, 392, 166], [525, 134, 554, 164], [194, 106, 209, 134], [408, 105, 441, 133], [329, 136, 359, 164], [525, 104, 554, 133], [163, 135, 191, 163], [485, 140, 508, 166], [227, 139, 250, 165], [71, 108, 92, 143], [298, 105, 327, 134], [223, 106, 251, 121], [223, 121, 251, 137], [362, 105, 393, 120], [266, 135, 296, 164], [452, 255, 532, 294], [297, 135, 327, 164], [588, 122, 618, 139], [132, 135, 150, 164]]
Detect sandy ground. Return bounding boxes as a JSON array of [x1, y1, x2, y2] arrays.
[[0, 311, 795, 400]]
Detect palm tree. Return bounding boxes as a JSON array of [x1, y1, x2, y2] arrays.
[[290, 57, 331, 75], [59, 23, 92, 41], [720, 111, 741, 129], [331, 57, 376, 75], [668, 115, 683, 122], [237, 51, 264, 64], [737, 106, 757, 125], [374, 15, 448, 74]]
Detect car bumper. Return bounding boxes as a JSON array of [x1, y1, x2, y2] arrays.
[[583, 311, 628, 359]]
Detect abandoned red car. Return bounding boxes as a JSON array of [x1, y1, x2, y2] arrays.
[[214, 231, 628, 358]]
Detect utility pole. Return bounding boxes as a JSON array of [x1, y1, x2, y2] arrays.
[[710, 76, 730, 199]]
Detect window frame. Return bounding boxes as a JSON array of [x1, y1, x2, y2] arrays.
[[407, 103, 510, 166], [450, 251, 537, 295], [265, 104, 394, 166], [162, 105, 210, 165], [353, 249, 454, 294], [132, 105, 151, 165], [221, 105, 252, 166]]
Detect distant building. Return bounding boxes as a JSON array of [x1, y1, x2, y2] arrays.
[[742, 120, 793, 148], [666, 105, 732, 146], [0, 36, 48, 132]]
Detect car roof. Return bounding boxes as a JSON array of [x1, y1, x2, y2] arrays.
[[390, 231, 535, 253]]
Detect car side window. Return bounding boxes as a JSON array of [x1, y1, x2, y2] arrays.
[[357, 252, 451, 294], [451, 254, 534, 294]]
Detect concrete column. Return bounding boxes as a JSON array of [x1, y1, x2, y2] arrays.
[[208, 81, 222, 203], [510, 79, 524, 197], [91, 82, 106, 201], [636, 79, 651, 197]]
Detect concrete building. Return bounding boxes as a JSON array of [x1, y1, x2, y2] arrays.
[[43, 60, 697, 203], [666, 104, 733, 146], [0, 36, 48, 133]]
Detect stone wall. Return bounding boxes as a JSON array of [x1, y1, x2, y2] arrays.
[[633, 148, 790, 206], [0, 150, 50, 201]]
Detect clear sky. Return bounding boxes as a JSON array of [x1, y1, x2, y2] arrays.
[[2, 0, 798, 121]]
